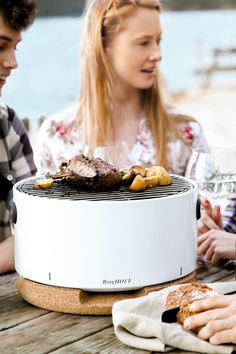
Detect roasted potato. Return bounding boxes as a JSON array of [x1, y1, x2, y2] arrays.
[[34, 178, 54, 189], [145, 166, 172, 186], [130, 165, 146, 178], [145, 165, 164, 177], [119, 168, 129, 177], [121, 169, 136, 184], [158, 174, 172, 186], [130, 175, 146, 192], [144, 176, 159, 188], [120, 165, 145, 185]]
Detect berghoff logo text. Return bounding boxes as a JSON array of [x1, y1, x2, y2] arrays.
[[103, 278, 131, 285]]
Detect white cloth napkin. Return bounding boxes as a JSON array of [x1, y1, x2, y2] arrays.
[[112, 282, 236, 353]]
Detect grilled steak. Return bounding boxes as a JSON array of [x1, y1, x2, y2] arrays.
[[48, 154, 122, 191]]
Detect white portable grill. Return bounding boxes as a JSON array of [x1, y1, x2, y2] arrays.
[[12, 175, 199, 292]]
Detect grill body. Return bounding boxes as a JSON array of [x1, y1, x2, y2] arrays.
[[13, 175, 198, 291]]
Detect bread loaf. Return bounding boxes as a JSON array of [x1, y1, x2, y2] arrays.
[[165, 282, 215, 332]]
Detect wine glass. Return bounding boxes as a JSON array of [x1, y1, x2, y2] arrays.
[[185, 147, 236, 206], [83, 141, 133, 169]]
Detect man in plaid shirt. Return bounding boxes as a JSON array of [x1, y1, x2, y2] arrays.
[[0, 0, 37, 274]]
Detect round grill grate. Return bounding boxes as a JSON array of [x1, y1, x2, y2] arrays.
[[16, 175, 194, 202]]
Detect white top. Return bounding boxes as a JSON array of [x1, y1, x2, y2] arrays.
[[35, 104, 209, 176]]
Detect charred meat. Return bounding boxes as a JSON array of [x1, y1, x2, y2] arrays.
[[48, 154, 122, 191]]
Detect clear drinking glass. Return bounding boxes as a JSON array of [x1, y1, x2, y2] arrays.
[[185, 148, 236, 205], [83, 141, 132, 169]]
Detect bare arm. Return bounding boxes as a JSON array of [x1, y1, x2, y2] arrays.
[[0, 236, 14, 274]]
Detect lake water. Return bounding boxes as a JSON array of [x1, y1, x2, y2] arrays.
[[1, 10, 236, 119]]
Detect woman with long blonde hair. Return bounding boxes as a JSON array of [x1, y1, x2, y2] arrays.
[[35, 0, 208, 174]]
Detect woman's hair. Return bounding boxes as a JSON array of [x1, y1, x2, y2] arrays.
[[78, 0, 177, 169], [0, 0, 37, 31]]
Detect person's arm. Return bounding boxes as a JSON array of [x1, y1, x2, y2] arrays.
[[0, 106, 36, 275], [0, 236, 14, 274], [183, 294, 236, 345], [8, 106, 37, 180]]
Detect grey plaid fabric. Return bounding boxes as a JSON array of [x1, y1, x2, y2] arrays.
[[224, 197, 236, 234], [0, 103, 37, 241]]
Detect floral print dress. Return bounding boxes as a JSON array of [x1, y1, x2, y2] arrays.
[[35, 104, 209, 176]]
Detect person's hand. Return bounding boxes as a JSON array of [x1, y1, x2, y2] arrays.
[[198, 198, 224, 235], [198, 229, 236, 264], [183, 294, 236, 345]]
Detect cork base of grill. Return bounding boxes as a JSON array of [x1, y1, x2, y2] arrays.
[[16, 272, 195, 315]]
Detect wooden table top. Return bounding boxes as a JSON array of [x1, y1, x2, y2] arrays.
[[1, 260, 235, 354]]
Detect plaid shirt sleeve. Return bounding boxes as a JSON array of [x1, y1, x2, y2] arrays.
[[0, 104, 37, 240], [223, 197, 236, 234], [1, 105, 37, 181]]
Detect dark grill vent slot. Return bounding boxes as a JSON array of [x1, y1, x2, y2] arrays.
[[16, 175, 194, 202]]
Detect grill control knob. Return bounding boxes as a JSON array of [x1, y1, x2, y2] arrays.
[[10, 200, 17, 224], [196, 197, 201, 220]]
